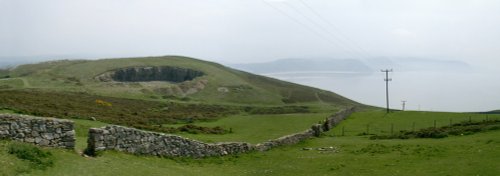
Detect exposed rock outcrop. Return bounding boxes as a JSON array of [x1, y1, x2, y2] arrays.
[[96, 66, 204, 83]]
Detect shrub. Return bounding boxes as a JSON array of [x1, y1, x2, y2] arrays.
[[244, 106, 310, 114], [413, 128, 448, 138], [178, 124, 229, 134], [370, 120, 500, 140], [95, 99, 112, 107], [7, 142, 54, 170]]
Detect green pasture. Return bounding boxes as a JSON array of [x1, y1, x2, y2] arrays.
[[1, 111, 499, 175], [165, 113, 331, 144], [331, 110, 498, 136]]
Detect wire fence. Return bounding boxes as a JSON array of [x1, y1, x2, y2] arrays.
[[332, 115, 499, 136]]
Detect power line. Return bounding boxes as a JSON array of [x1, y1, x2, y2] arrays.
[[298, 0, 372, 57], [282, 2, 366, 59], [297, 0, 373, 59], [262, 0, 357, 59], [262, 1, 331, 44]]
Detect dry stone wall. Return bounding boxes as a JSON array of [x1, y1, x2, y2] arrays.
[[87, 125, 253, 158], [256, 107, 356, 151], [255, 129, 315, 151], [322, 107, 355, 132], [0, 114, 75, 149], [86, 107, 355, 157]]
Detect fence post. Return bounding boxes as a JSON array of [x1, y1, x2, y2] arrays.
[[412, 122, 415, 132], [449, 118, 452, 126], [366, 124, 370, 134], [469, 116, 472, 123], [434, 120, 437, 128]]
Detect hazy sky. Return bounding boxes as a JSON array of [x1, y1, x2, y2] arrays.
[[2, 0, 500, 67], [2, 0, 499, 111]]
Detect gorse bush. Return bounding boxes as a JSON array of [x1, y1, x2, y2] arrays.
[[8, 142, 54, 170], [95, 99, 112, 107]]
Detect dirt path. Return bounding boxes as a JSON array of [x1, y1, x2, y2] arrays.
[[315, 92, 325, 104], [19, 78, 31, 88], [0, 77, 31, 88]]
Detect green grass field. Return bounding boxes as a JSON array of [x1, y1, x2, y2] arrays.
[[164, 113, 331, 144], [331, 110, 499, 136], [1, 111, 499, 176]]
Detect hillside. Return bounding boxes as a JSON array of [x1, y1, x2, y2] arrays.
[[481, 110, 500, 114], [0, 56, 358, 106], [0, 56, 363, 133]]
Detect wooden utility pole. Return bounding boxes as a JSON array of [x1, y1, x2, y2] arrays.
[[401, 100, 406, 111], [381, 69, 393, 113]]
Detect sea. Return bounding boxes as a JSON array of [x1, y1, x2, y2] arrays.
[[263, 70, 500, 112]]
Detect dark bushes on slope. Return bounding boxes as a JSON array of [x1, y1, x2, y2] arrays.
[[370, 120, 500, 140]]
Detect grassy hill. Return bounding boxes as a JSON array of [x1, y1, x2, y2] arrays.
[[0, 55, 363, 135], [0, 56, 358, 106], [481, 110, 500, 114]]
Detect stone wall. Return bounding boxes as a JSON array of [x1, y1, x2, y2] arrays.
[[0, 114, 75, 149], [255, 129, 315, 151], [322, 107, 356, 132], [86, 107, 355, 157], [256, 107, 356, 151], [87, 125, 253, 158]]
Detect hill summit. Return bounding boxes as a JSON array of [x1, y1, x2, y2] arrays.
[[0, 56, 358, 106]]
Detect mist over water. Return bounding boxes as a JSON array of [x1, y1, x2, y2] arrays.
[[264, 70, 500, 112]]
